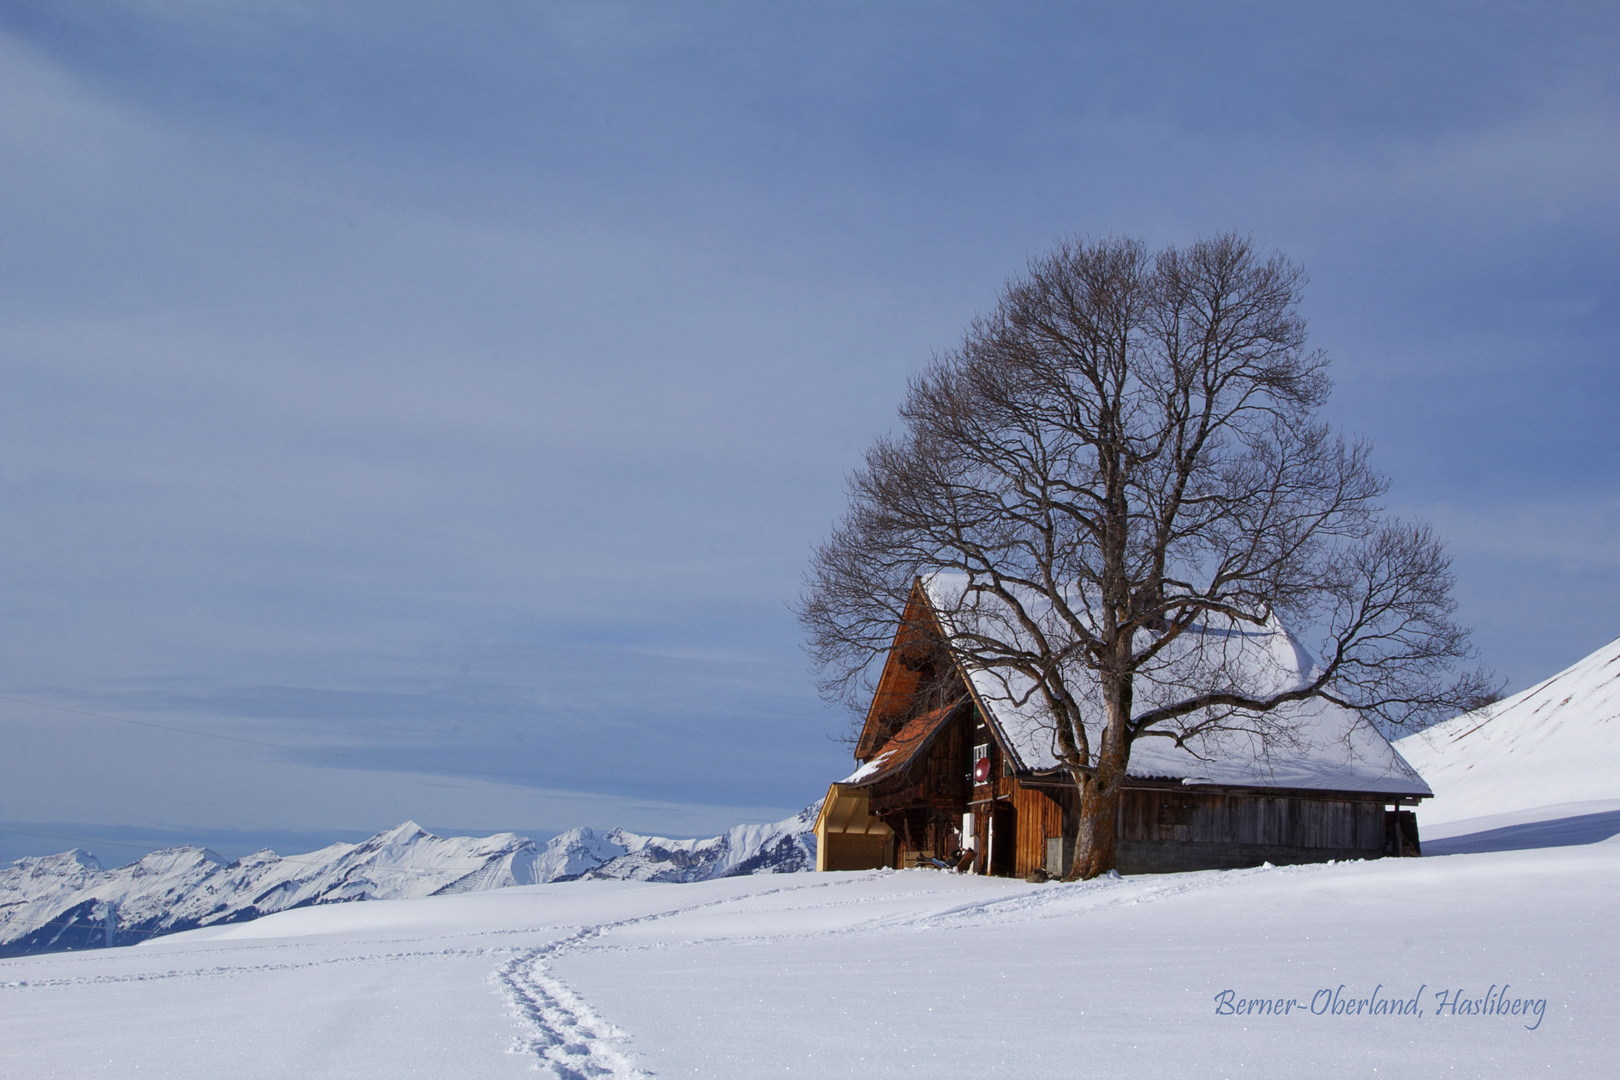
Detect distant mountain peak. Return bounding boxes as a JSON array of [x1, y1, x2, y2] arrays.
[[11, 849, 103, 877], [0, 804, 820, 957]]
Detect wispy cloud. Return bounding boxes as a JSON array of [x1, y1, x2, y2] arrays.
[[0, 2, 1615, 849]]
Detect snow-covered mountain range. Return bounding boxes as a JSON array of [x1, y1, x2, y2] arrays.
[[0, 805, 818, 957], [536, 804, 819, 883]]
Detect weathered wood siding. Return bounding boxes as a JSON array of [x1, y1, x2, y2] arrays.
[[1119, 790, 1385, 849], [872, 707, 974, 868], [869, 716, 968, 818], [1013, 782, 1065, 877]]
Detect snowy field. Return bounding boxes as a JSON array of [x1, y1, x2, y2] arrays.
[[4, 838, 1614, 1079], [10, 635, 1620, 1079]]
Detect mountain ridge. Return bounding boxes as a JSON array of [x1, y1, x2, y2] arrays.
[[0, 805, 818, 957]]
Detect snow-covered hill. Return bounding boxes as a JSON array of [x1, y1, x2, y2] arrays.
[[4, 849, 1610, 1079], [1396, 634, 1620, 825], [0, 807, 818, 957]]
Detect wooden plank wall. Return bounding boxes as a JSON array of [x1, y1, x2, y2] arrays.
[[1013, 783, 1065, 876], [1119, 790, 1385, 851], [922, 719, 967, 808]]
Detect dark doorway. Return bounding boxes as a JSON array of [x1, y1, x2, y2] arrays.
[[990, 804, 1017, 876]]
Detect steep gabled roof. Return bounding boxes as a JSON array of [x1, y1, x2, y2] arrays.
[[919, 572, 1431, 797], [853, 583, 948, 761]]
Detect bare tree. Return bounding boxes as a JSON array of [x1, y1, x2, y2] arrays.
[[801, 234, 1493, 879]]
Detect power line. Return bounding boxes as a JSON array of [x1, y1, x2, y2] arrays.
[[2, 911, 176, 946], [0, 825, 168, 854]]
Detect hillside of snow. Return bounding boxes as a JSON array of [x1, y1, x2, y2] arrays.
[[1397, 634, 1620, 829], [4, 848, 1611, 1079], [1, 808, 817, 957]]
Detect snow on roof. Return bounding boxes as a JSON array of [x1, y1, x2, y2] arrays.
[[922, 572, 1431, 796], [841, 702, 961, 786], [1395, 634, 1620, 823]]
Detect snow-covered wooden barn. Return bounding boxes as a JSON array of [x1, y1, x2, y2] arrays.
[[815, 576, 1431, 876]]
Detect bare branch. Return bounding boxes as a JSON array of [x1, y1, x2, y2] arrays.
[[798, 233, 1489, 879]]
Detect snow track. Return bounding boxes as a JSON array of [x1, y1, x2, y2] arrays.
[[493, 881, 841, 1077], [498, 930, 652, 1080], [491, 868, 1273, 1077], [7, 854, 1618, 1079], [7, 842, 1296, 1080]]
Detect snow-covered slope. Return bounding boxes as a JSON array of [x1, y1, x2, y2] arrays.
[[0, 808, 819, 957], [1396, 634, 1620, 825], [5, 849, 1613, 1079]]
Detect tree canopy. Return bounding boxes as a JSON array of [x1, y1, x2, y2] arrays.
[[801, 234, 1491, 878]]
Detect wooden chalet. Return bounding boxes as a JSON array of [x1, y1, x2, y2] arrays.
[[815, 577, 1431, 877]]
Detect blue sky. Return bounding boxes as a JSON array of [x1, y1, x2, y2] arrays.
[[1, 2, 1616, 865]]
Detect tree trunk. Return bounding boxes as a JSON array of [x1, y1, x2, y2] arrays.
[[1068, 739, 1128, 880], [1066, 647, 1133, 880]]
